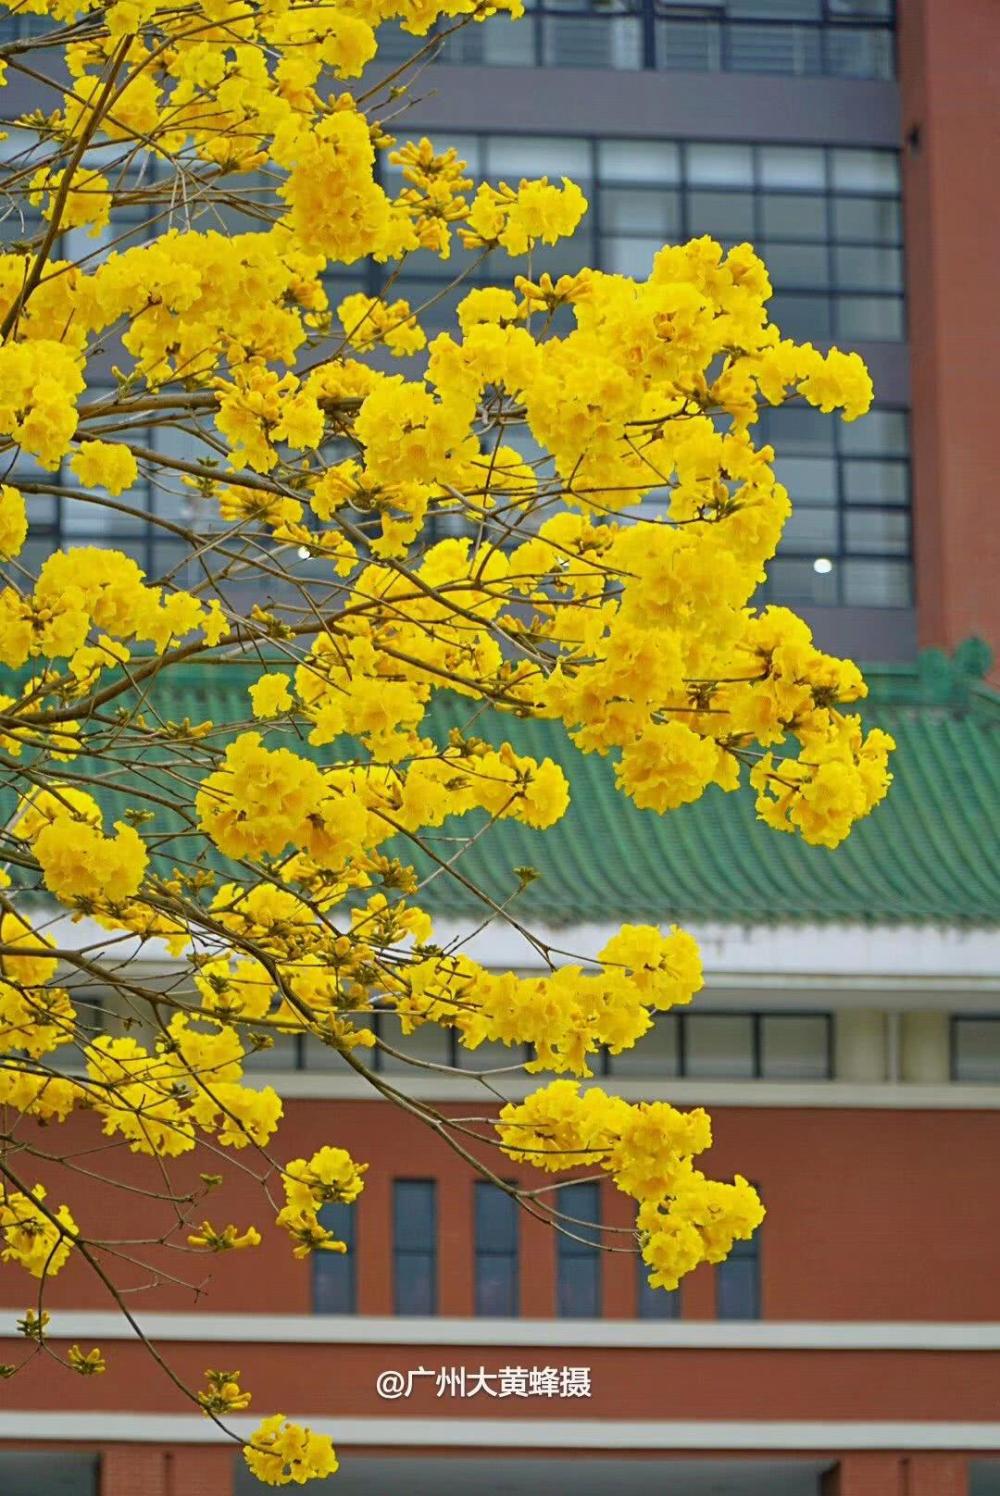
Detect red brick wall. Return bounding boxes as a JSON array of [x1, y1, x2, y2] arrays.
[[6, 1099, 1000, 1323], [899, 0, 1000, 660]]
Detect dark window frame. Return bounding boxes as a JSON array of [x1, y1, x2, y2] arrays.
[[474, 1179, 520, 1316], [605, 1008, 834, 1080], [556, 1180, 603, 1318], [312, 1200, 358, 1314], [393, 1178, 438, 1316], [950, 1014, 1000, 1085]]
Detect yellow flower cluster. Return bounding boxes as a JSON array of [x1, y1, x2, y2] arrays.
[[244, 1416, 339, 1487], [0, 1184, 78, 1279], [394, 923, 702, 1075], [276, 1146, 367, 1258], [497, 1081, 764, 1290]]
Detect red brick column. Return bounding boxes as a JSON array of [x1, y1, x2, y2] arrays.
[[101, 1444, 234, 1496], [824, 1453, 969, 1496], [908, 1453, 968, 1496]]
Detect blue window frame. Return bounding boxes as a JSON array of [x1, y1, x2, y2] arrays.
[[475, 1181, 519, 1316], [393, 1179, 437, 1315], [556, 1181, 602, 1317], [637, 1258, 681, 1319], [717, 1231, 762, 1320], [312, 1202, 357, 1313]]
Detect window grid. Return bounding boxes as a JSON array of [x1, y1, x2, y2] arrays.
[[377, 0, 896, 80]]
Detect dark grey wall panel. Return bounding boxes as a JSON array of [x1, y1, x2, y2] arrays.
[[377, 68, 900, 148]]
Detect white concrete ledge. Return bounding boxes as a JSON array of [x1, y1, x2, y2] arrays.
[[259, 1074, 1000, 1107], [2, 1413, 1000, 1450], [4, 1314, 1000, 1350]]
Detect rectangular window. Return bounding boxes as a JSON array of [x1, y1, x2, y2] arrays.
[[637, 1257, 681, 1319], [760, 1014, 832, 1079], [475, 1182, 519, 1315], [685, 1013, 756, 1079], [393, 1179, 437, 1315], [717, 1229, 761, 1319], [952, 1017, 1000, 1084], [312, 1202, 357, 1314], [556, 1181, 601, 1317]]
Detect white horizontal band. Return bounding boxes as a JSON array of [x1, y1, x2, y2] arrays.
[[2, 1413, 1000, 1450], [263, 1074, 1000, 1108], [33, 912, 1000, 985], [3, 1313, 1000, 1350]]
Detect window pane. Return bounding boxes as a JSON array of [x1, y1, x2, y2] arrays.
[[831, 149, 899, 193], [477, 1251, 518, 1315], [834, 244, 902, 291], [607, 1014, 680, 1076], [833, 195, 902, 243], [486, 135, 592, 182], [542, 14, 643, 68], [0, 1454, 99, 1496], [842, 459, 909, 505], [845, 509, 909, 555], [395, 1179, 436, 1248], [687, 189, 755, 238], [825, 26, 894, 81], [603, 235, 665, 277], [313, 1202, 356, 1313], [781, 505, 839, 552], [839, 409, 908, 456], [842, 557, 912, 606], [684, 1014, 755, 1078], [760, 406, 835, 453], [758, 146, 826, 189], [637, 1259, 681, 1319], [476, 1183, 518, 1315], [598, 139, 681, 184], [773, 456, 837, 503], [601, 187, 681, 236], [766, 556, 839, 604], [717, 1251, 760, 1319], [836, 294, 904, 340], [379, 1018, 451, 1073], [760, 192, 827, 240], [686, 142, 753, 186], [954, 1019, 1000, 1084], [728, 0, 820, 17], [761, 241, 830, 288], [770, 291, 832, 340], [557, 1254, 601, 1317], [657, 19, 723, 71], [476, 1181, 518, 1248], [457, 1037, 523, 1072], [557, 1181, 601, 1315], [395, 1251, 436, 1315], [760, 1015, 830, 1079]]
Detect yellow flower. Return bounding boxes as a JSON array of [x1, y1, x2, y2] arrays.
[[0, 485, 27, 560], [249, 672, 293, 718]]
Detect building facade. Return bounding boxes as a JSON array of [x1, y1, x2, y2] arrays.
[[1, 2, 999, 1494]]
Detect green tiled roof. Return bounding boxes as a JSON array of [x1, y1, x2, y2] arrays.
[[3, 642, 998, 927]]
